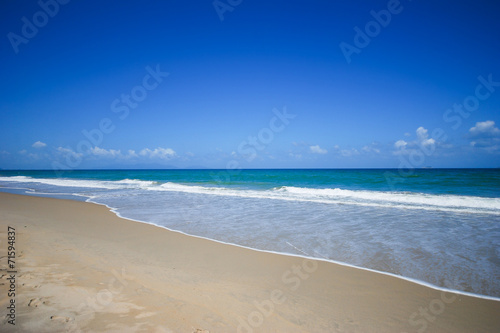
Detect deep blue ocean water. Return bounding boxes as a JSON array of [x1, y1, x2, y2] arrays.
[[1, 168, 499, 297]]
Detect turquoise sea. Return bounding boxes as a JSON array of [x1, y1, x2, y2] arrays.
[[1, 168, 499, 298]]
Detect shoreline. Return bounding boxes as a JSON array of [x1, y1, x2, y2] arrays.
[[1, 192, 499, 332], [101, 198, 500, 302], [5, 187, 498, 301]]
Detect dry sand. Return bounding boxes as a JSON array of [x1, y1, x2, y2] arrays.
[[0, 192, 499, 332]]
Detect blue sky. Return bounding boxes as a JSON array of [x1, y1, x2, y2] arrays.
[[1, 0, 500, 169]]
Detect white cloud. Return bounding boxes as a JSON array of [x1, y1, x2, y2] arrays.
[[416, 127, 427, 141], [90, 147, 122, 157], [50, 146, 181, 164], [422, 138, 435, 147], [289, 153, 302, 159], [393, 127, 438, 156], [469, 120, 500, 137], [57, 147, 72, 154], [394, 140, 407, 149], [57, 147, 83, 158], [32, 141, 46, 148], [309, 145, 327, 154], [139, 147, 176, 159], [127, 150, 138, 158], [362, 144, 380, 154], [416, 126, 435, 147], [467, 121, 500, 153], [341, 148, 359, 157], [18, 149, 27, 155]]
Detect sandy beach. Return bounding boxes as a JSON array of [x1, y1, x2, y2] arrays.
[[0, 192, 499, 332]]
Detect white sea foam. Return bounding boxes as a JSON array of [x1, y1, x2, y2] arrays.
[[276, 186, 500, 212], [0, 176, 152, 190], [115, 179, 156, 187], [0, 176, 112, 189], [157, 182, 216, 192], [151, 182, 500, 214], [1, 176, 499, 214]]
